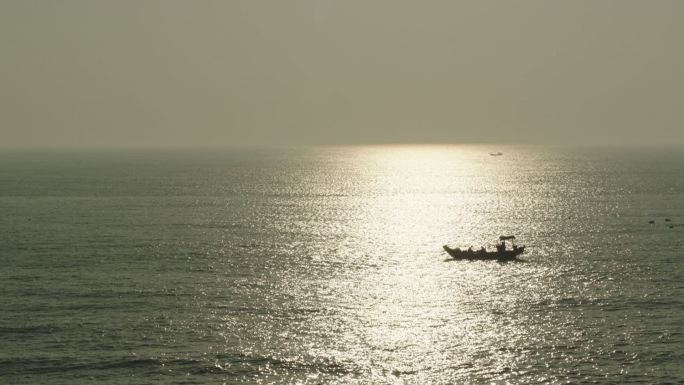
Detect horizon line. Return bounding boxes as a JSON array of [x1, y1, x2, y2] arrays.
[[1, 142, 684, 151]]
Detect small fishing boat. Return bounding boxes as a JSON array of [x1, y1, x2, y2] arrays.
[[443, 235, 525, 261]]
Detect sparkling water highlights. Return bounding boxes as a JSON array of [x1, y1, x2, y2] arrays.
[[1, 146, 682, 384]]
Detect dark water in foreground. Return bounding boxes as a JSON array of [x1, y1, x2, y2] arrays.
[[1, 146, 683, 384]]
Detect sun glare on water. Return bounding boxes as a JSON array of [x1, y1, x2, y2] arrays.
[[348, 145, 501, 251], [296, 145, 537, 383]]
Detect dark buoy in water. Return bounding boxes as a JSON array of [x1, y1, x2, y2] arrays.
[[665, 218, 671, 222], [669, 225, 674, 229], [649, 220, 655, 224]]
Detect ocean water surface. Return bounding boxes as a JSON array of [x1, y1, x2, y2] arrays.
[[1, 146, 682, 384]]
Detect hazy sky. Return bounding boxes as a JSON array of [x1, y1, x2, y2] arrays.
[[1, 0, 683, 147]]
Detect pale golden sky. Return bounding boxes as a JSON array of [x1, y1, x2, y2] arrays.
[[1, 0, 683, 147]]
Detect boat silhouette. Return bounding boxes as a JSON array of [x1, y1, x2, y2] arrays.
[[443, 235, 525, 261]]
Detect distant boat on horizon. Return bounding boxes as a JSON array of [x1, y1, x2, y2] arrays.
[[490, 152, 503, 156]]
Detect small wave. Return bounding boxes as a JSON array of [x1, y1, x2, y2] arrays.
[[0, 356, 248, 376], [169, 223, 244, 230], [391, 368, 419, 376], [230, 352, 359, 376], [0, 325, 61, 335], [0, 357, 164, 375], [0, 353, 363, 378]]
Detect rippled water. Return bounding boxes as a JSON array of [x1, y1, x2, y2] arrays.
[[1, 146, 682, 384]]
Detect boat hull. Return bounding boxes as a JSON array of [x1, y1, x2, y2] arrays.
[[443, 245, 525, 261]]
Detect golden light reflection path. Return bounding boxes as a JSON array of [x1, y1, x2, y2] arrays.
[[315, 145, 543, 384]]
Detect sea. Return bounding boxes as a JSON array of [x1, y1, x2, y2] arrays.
[[1, 146, 682, 384]]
